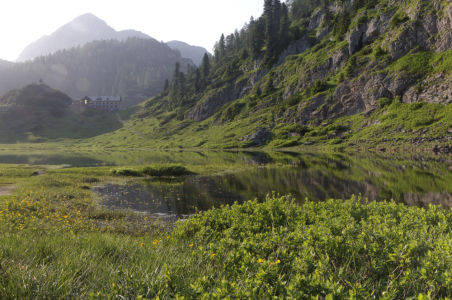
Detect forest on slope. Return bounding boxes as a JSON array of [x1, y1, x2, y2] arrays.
[[0, 37, 193, 104], [86, 0, 451, 150]]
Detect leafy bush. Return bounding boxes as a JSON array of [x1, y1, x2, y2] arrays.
[[412, 116, 434, 127], [111, 168, 141, 176], [172, 195, 452, 298], [373, 46, 385, 59], [378, 97, 393, 108], [357, 15, 368, 25], [410, 102, 425, 110], [141, 163, 190, 177]]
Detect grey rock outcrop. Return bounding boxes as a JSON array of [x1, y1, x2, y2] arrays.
[[185, 78, 249, 122]]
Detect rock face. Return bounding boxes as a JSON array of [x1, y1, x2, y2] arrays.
[[241, 129, 272, 146], [276, 37, 312, 66], [17, 13, 152, 62], [185, 78, 249, 122]]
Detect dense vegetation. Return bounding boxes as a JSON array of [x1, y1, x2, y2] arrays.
[[0, 37, 189, 101]]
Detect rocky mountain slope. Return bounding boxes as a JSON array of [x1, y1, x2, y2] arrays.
[[16, 13, 151, 62], [3, 0, 452, 151], [81, 0, 451, 150], [166, 40, 211, 66]]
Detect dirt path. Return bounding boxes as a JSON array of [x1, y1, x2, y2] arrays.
[[117, 113, 142, 138]]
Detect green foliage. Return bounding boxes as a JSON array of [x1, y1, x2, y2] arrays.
[[357, 15, 368, 25], [373, 45, 385, 59], [412, 116, 434, 127], [387, 51, 432, 74], [111, 168, 141, 176], [390, 11, 410, 30], [173, 195, 452, 298], [378, 97, 393, 108], [141, 163, 191, 176]]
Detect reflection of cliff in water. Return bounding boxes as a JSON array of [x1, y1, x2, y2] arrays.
[[96, 152, 452, 214]]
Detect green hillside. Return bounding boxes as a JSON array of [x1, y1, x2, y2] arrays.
[[2, 0, 452, 151], [0, 83, 124, 144], [70, 0, 452, 151]]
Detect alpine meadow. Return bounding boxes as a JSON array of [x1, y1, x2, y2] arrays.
[[1, 0, 452, 298]]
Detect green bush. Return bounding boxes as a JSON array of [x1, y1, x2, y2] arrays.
[[410, 102, 425, 110], [141, 163, 190, 177], [111, 168, 141, 176], [378, 97, 393, 108], [412, 116, 434, 127], [172, 195, 452, 298], [357, 15, 368, 25]]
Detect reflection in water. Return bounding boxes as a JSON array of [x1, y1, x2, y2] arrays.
[[1, 149, 451, 213], [96, 151, 452, 215]]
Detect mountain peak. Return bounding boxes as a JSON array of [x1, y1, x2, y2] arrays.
[[16, 13, 152, 62]]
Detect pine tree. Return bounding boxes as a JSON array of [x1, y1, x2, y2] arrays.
[[279, 2, 290, 50], [250, 17, 265, 60], [234, 29, 241, 53], [177, 72, 186, 103], [172, 62, 180, 81], [194, 69, 201, 92], [201, 53, 210, 78], [264, 71, 276, 95], [219, 34, 226, 58], [163, 79, 169, 91]]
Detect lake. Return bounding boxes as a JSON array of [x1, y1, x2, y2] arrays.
[[1, 149, 449, 215]]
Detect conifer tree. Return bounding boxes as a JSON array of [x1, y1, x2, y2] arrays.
[[264, 71, 276, 95], [219, 34, 226, 58], [163, 79, 169, 91], [177, 72, 186, 102], [201, 53, 210, 78], [194, 69, 201, 92], [279, 2, 290, 50]]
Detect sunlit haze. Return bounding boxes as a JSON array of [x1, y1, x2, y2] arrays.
[[0, 0, 264, 61]]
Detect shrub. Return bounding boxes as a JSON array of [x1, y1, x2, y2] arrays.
[[357, 15, 368, 25], [173, 195, 452, 297], [141, 163, 190, 177], [410, 102, 424, 110], [111, 168, 141, 176], [412, 116, 434, 127], [378, 97, 393, 108], [373, 46, 385, 59]]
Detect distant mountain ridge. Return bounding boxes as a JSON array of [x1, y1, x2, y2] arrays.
[[16, 13, 152, 62], [166, 41, 211, 66], [0, 59, 14, 69]]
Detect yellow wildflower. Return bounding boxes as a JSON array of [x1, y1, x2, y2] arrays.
[[140, 243, 144, 247], [276, 260, 281, 264], [167, 236, 170, 239], [211, 253, 216, 258], [258, 259, 264, 264], [153, 240, 159, 245], [189, 244, 194, 247]]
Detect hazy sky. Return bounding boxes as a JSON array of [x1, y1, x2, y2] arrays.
[[0, 0, 265, 61]]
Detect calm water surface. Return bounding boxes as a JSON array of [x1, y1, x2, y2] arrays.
[[1, 149, 451, 214]]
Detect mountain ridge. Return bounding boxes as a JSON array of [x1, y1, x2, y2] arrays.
[[16, 13, 153, 62], [166, 40, 211, 66]]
